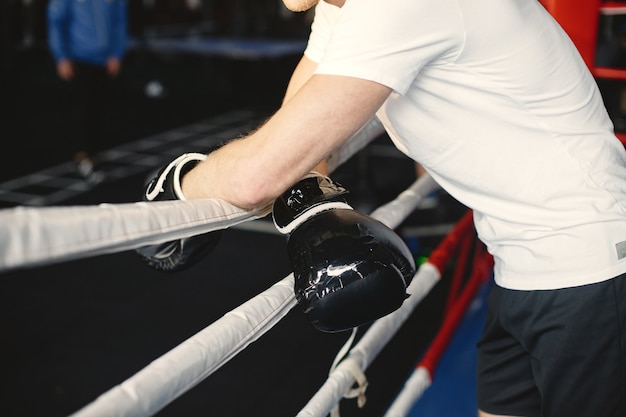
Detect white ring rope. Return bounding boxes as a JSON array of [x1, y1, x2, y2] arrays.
[[67, 173, 439, 417], [381, 368, 433, 417], [326, 117, 385, 173], [0, 116, 385, 273], [0, 199, 270, 272], [70, 275, 298, 417], [369, 173, 439, 230], [0, 118, 439, 417]]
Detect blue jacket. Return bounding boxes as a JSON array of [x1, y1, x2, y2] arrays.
[[47, 0, 127, 66]]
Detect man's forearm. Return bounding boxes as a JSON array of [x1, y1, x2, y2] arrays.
[[181, 74, 391, 209]]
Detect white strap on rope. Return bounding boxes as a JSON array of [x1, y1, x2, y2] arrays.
[[330, 358, 368, 417], [327, 328, 368, 417], [329, 328, 358, 374], [341, 359, 369, 409], [330, 358, 369, 417]]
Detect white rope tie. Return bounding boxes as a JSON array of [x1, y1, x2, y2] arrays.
[[328, 328, 368, 417], [330, 358, 369, 417]]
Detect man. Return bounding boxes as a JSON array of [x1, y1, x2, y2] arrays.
[[152, 1, 626, 415], [47, 0, 127, 180]]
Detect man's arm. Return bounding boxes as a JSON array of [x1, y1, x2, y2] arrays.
[[284, 56, 332, 175], [181, 71, 391, 209], [283, 55, 318, 104]]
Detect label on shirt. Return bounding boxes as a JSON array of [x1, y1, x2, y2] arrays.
[[615, 241, 626, 260]]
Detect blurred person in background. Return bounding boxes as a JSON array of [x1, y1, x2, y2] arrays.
[[47, 0, 128, 180]]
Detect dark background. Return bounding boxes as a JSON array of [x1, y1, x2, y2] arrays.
[[0, 0, 312, 182], [0, 2, 469, 416]]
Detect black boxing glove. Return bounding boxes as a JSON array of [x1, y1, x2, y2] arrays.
[[136, 153, 221, 272], [273, 172, 415, 332]]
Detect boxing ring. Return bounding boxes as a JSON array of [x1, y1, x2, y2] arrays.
[[0, 120, 492, 417]]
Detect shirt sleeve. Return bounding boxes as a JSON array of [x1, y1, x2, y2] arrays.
[[303, 1, 342, 63], [47, 0, 70, 62], [312, 0, 463, 95]]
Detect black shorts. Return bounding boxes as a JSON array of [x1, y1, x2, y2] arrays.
[[477, 273, 626, 417]]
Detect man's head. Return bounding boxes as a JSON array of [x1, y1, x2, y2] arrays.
[[282, 0, 320, 12]]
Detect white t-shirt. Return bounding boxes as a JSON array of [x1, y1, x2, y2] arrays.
[[304, 0, 626, 290]]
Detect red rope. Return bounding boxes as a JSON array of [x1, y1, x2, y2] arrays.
[[426, 210, 475, 275], [444, 230, 475, 313], [411, 208, 496, 376], [418, 248, 493, 375]]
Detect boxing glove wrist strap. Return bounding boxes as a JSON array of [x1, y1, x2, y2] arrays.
[[274, 201, 353, 234], [145, 153, 206, 201]]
